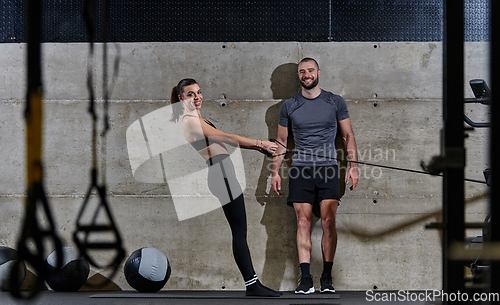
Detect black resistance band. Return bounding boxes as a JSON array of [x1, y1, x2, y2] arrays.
[[269, 139, 487, 185]]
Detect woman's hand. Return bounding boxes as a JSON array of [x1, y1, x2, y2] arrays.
[[260, 140, 278, 155]]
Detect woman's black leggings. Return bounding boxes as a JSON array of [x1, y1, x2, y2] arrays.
[[206, 154, 255, 280]]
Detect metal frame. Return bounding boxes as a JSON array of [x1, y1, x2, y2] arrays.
[[437, 0, 498, 303], [489, 0, 499, 298], [442, 1, 466, 300]]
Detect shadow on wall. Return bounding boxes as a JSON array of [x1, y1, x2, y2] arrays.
[[255, 63, 299, 289]]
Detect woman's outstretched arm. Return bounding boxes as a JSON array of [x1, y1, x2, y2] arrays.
[[183, 116, 277, 154]]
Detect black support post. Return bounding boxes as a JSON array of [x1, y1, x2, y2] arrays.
[[489, 0, 500, 297], [442, 0, 465, 301]]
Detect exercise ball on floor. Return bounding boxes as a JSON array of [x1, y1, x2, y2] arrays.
[[0, 246, 26, 291], [45, 247, 90, 292], [124, 247, 171, 292]]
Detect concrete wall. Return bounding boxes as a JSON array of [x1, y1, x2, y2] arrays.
[[0, 42, 490, 291]]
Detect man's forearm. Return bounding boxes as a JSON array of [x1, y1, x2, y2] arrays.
[[271, 149, 286, 176], [344, 133, 358, 166]]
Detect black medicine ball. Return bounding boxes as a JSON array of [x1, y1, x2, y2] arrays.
[[0, 246, 26, 291], [45, 247, 90, 292], [124, 247, 171, 292]]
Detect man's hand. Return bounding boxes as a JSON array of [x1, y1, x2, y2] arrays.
[[271, 173, 282, 195], [346, 166, 359, 191]]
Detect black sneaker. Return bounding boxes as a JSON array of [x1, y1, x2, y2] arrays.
[[295, 275, 314, 294], [320, 275, 335, 293]]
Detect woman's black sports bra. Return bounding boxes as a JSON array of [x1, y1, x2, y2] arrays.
[[183, 114, 217, 151]]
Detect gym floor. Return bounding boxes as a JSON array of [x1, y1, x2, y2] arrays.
[[0, 290, 439, 305]]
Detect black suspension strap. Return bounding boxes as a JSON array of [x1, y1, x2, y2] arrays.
[[73, 0, 125, 286], [10, 0, 64, 299], [269, 139, 487, 185]]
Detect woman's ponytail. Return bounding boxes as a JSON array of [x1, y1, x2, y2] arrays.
[[170, 86, 182, 122]]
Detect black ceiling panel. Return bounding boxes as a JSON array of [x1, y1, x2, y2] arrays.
[[0, 0, 491, 43]]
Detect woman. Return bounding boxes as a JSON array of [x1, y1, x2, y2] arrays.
[[170, 78, 280, 297]]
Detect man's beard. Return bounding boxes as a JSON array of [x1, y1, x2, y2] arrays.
[[300, 76, 319, 90]]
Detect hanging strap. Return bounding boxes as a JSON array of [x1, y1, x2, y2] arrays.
[[72, 0, 125, 287], [11, 1, 63, 298]]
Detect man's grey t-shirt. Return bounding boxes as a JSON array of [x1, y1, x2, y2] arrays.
[[278, 89, 350, 166]]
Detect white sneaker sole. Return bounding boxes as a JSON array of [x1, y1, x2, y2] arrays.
[[295, 287, 315, 294], [320, 288, 336, 293]]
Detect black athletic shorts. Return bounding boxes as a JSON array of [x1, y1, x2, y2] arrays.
[[287, 165, 340, 207]]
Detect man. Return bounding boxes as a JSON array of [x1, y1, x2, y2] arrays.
[[271, 58, 358, 294]]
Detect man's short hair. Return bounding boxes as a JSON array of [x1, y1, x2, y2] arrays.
[[299, 57, 319, 70]]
